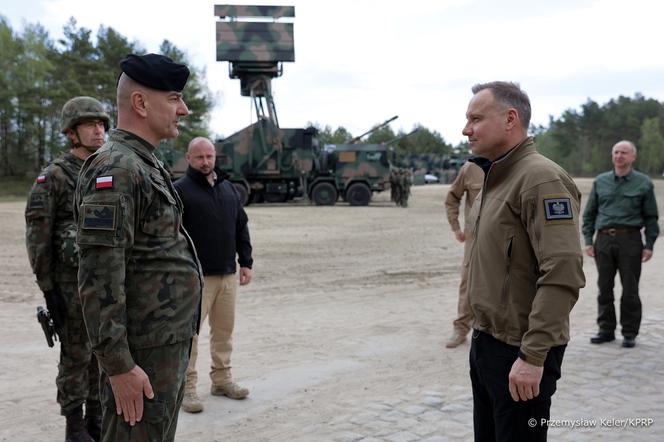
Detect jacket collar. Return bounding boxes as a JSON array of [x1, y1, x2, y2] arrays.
[[470, 137, 535, 174], [109, 129, 160, 167], [612, 169, 634, 180], [186, 165, 225, 187], [491, 137, 535, 169]]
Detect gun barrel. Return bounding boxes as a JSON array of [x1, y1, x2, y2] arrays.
[[385, 128, 420, 146], [346, 115, 398, 144]]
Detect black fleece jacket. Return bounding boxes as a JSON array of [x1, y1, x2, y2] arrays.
[[174, 166, 253, 275]]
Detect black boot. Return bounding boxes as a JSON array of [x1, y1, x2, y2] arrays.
[[65, 407, 95, 442], [85, 414, 102, 442]]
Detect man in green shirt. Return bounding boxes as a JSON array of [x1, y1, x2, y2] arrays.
[[583, 140, 659, 348]]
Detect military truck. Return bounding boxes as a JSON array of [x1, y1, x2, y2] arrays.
[[172, 4, 392, 206], [207, 117, 392, 206]]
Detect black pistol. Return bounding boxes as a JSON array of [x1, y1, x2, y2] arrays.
[[36, 306, 56, 348]]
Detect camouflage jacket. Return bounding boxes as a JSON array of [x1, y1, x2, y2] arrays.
[[75, 129, 202, 376], [25, 152, 83, 290]]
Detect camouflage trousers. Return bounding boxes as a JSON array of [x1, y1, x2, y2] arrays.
[[56, 279, 100, 417], [100, 339, 191, 442]]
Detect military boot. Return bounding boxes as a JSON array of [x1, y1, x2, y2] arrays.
[[181, 391, 204, 413], [85, 414, 102, 442], [445, 331, 467, 348], [65, 407, 95, 442], [211, 382, 249, 400]]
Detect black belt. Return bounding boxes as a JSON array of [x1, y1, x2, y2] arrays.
[[599, 227, 640, 236]]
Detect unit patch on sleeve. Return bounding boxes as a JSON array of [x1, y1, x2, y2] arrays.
[[543, 196, 573, 223], [81, 204, 117, 230], [36, 174, 46, 183], [28, 193, 46, 209]]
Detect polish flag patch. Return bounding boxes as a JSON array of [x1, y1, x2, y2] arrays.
[[95, 176, 113, 189], [36, 175, 46, 183]]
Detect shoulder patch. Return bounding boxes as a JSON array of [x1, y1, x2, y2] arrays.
[[95, 176, 113, 189], [81, 204, 117, 230], [28, 193, 46, 209], [36, 174, 46, 183], [543, 195, 573, 223]]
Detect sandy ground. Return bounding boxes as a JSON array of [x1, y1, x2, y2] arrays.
[[0, 179, 663, 441]]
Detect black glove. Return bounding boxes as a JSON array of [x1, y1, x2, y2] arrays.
[[43, 289, 67, 332]]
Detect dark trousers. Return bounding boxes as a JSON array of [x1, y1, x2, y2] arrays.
[[594, 232, 643, 337], [469, 330, 565, 442], [100, 339, 191, 442]]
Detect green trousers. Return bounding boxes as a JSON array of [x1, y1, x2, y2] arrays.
[[100, 339, 191, 442]]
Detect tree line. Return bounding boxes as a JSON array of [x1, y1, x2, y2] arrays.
[[313, 93, 664, 177], [534, 94, 664, 177], [2, 16, 663, 180], [0, 16, 213, 178]]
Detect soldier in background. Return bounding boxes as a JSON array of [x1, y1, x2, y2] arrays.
[[25, 96, 109, 442], [444, 161, 483, 348], [75, 54, 202, 441], [390, 168, 401, 205], [390, 169, 398, 203], [400, 169, 412, 207]]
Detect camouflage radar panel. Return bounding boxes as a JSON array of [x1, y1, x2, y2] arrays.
[[215, 4, 294, 96]]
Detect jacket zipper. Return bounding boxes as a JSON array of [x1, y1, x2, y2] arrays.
[[501, 237, 513, 305]]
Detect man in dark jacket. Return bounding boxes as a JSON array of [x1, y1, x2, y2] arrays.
[[174, 137, 253, 413]]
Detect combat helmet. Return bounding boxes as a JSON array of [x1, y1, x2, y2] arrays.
[[60, 96, 111, 134]]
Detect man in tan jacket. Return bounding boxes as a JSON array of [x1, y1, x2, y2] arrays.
[[444, 161, 484, 348], [463, 81, 585, 441]]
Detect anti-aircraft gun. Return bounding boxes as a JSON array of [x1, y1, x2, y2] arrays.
[[172, 5, 393, 206], [312, 116, 397, 206]]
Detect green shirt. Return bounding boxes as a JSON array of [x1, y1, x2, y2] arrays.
[[582, 169, 659, 249]]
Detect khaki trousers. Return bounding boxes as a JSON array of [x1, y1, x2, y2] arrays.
[[185, 274, 237, 392], [453, 232, 474, 335]]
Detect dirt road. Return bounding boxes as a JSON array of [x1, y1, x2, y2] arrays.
[[1, 180, 662, 441]]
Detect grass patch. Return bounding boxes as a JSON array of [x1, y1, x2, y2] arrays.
[[0, 177, 32, 202]]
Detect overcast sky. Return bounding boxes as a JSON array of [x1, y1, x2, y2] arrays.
[[4, 0, 664, 144]]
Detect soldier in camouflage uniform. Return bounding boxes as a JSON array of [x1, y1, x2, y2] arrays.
[[399, 169, 412, 207], [390, 169, 402, 207], [26, 96, 110, 442], [75, 54, 202, 442]]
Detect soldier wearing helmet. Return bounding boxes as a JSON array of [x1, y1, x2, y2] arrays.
[[25, 96, 110, 442], [60, 96, 111, 151]]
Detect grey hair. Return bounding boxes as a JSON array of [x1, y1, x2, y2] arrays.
[[472, 81, 531, 130]]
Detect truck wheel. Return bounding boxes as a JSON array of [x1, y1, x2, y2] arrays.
[[264, 193, 288, 203], [345, 182, 371, 206], [311, 182, 337, 206], [250, 192, 264, 204], [233, 183, 249, 206]]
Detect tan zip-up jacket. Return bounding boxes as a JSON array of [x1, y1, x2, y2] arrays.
[[467, 137, 585, 366], [445, 161, 484, 234]]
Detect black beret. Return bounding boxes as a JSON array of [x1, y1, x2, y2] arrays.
[[120, 53, 190, 92]]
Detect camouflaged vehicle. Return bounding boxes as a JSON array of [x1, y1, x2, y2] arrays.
[[171, 4, 391, 206]]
